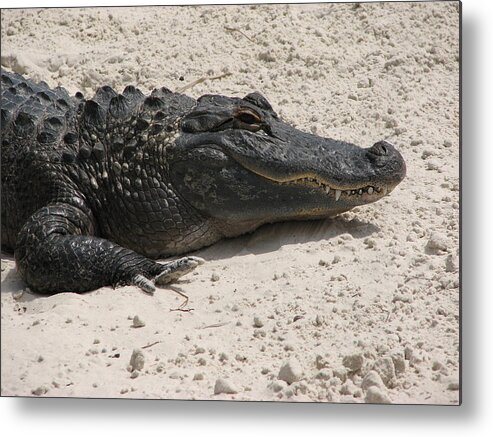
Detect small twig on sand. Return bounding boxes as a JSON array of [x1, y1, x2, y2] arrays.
[[170, 307, 195, 313], [197, 321, 231, 330], [142, 341, 161, 349], [168, 285, 189, 306], [167, 285, 195, 312], [224, 26, 255, 43], [176, 72, 232, 93]]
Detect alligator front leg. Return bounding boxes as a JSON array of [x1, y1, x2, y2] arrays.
[[14, 203, 203, 294]]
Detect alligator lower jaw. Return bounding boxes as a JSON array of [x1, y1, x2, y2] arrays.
[[275, 176, 392, 202]]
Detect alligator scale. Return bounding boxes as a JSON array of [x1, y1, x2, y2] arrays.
[[1, 70, 406, 294]]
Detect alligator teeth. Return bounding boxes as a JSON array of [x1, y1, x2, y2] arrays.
[[285, 178, 387, 199]]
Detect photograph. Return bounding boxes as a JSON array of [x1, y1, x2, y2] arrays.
[[1, 1, 460, 404]]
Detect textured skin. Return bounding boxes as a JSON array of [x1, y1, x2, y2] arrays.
[[1, 70, 208, 293], [1, 70, 406, 294]]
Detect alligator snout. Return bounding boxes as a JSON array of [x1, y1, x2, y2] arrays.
[[366, 140, 406, 185]]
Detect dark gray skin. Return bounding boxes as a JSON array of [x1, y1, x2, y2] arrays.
[[1, 70, 406, 294]]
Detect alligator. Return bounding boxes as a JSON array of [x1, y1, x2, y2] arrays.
[[1, 69, 406, 294]]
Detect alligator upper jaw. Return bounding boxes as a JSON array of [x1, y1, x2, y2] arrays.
[[222, 144, 399, 204], [217, 129, 406, 204]]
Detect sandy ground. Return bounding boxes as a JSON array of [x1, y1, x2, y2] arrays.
[[0, 3, 459, 403]]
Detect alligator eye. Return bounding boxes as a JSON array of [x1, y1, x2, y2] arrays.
[[237, 112, 260, 124], [235, 108, 261, 124], [234, 107, 262, 131]]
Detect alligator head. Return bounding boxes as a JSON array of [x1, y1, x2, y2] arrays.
[[169, 92, 406, 238]]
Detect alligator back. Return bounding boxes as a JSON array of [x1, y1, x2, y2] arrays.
[[1, 69, 198, 254], [1, 70, 208, 293], [1, 70, 78, 249]]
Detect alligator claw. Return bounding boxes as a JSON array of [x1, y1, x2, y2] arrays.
[[188, 256, 205, 265], [154, 256, 205, 286]]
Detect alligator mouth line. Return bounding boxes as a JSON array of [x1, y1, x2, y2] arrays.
[[229, 155, 394, 202], [274, 176, 391, 202]]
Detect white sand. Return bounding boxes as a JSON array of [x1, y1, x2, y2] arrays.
[[0, 3, 460, 403]]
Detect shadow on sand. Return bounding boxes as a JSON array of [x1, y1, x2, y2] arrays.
[[1, 254, 38, 302], [1, 215, 379, 301], [195, 215, 379, 261]]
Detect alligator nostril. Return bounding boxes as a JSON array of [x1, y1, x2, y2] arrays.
[[369, 141, 392, 157]]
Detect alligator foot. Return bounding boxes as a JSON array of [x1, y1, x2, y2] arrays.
[[155, 256, 205, 286], [130, 256, 205, 294]]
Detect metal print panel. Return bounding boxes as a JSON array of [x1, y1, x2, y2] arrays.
[[1, 1, 460, 404]]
